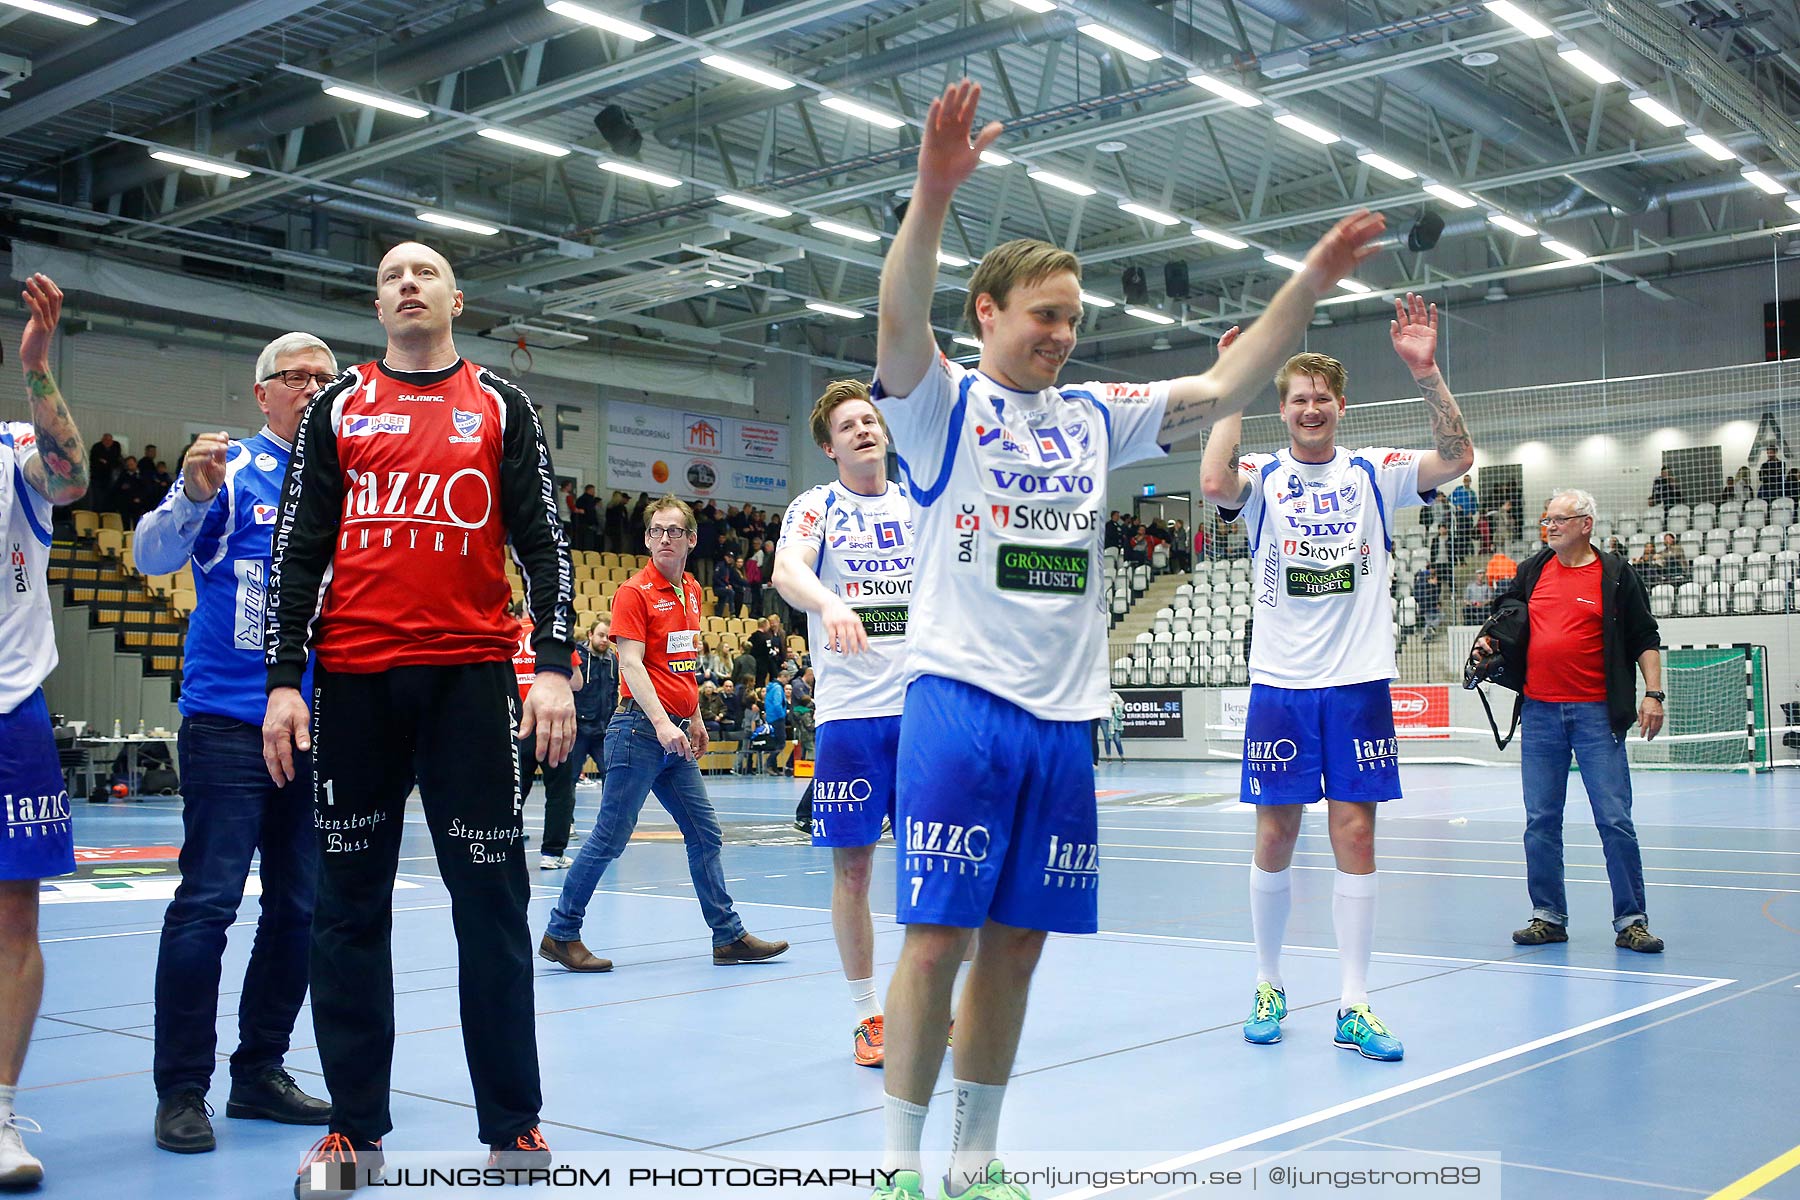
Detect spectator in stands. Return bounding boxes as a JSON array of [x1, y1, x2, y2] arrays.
[[1498, 499, 1520, 543], [741, 548, 765, 615], [1632, 541, 1661, 586], [713, 552, 746, 618], [88, 432, 122, 511], [1720, 465, 1751, 502], [1476, 488, 1665, 954], [1172, 519, 1194, 571], [693, 505, 719, 588], [699, 683, 725, 739], [1787, 467, 1800, 500], [1486, 549, 1518, 585], [136, 331, 337, 1154], [138, 443, 160, 483], [763, 667, 790, 775], [1462, 575, 1493, 624], [730, 638, 757, 695], [573, 485, 600, 553], [1759, 445, 1786, 501], [1, 274, 89, 1189], [789, 666, 815, 760], [1476, 507, 1495, 556], [755, 540, 779, 613], [735, 692, 766, 774], [1104, 511, 1125, 551], [1101, 691, 1125, 760], [747, 616, 775, 686], [604, 491, 628, 553], [572, 619, 616, 788], [1451, 473, 1478, 515], [698, 635, 729, 686], [718, 678, 744, 738], [1413, 563, 1442, 642], [112, 454, 150, 523], [627, 491, 650, 546], [1647, 467, 1683, 510], [1659, 533, 1689, 585]]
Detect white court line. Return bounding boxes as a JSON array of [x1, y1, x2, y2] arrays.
[[1094, 929, 1723, 983], [41, 901, 457, 945], [1103, 852, 1800, 895], [1097, 823, 1800, 857], [1100, 841, 1800, 878], [1052, 973, 1735, 1199]]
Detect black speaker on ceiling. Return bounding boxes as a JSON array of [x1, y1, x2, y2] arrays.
[[1122, 266, 1148, 305], [1407, 207, 1445, 253], [594, 105, 643, 158], [1164, 260, 1191, 300]]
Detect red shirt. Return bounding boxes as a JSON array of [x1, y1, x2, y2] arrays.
[[611, 563, 702, 719], [1525, 555, 1607, 702], [513, 618, 580, 700]]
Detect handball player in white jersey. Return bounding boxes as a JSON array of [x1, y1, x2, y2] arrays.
[[1199, 295, 1473, 1062], [774, 380, 916, 1069], [869, 78, 1387, 1199]]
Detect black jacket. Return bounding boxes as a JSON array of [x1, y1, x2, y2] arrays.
[[1491, 547, 1661, 735], [575, 644, 618, 727]]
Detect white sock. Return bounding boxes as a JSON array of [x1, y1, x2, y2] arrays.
[[948, 1079, 1007, 1194], [1249, 865, 1291, 991], [0, 1083, 13, 1120], [1333, 869, 1379, 1011], [848, 976, 881, 1023], [883, 1094, 928, 1176]]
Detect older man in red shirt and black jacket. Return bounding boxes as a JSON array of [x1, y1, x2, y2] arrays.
[[1478, 487, 1666, 955]]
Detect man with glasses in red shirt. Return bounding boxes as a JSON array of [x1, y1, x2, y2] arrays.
[[540, 495, 789, 972], [1475, 489, 1666, 953]]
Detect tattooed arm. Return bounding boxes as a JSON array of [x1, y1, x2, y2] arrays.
[[1159, 210, 1386, 446], [1388, 291, 1474, 491], [1198, 327, 1252, 508], [17, 274, 88, 506]]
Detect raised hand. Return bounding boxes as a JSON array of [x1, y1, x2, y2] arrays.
[[19, 273, 62, 376], [915, 79, 1003, 202], [1216, 325, 1241, 357], [182, 432, 232, 503], [1390, 292, 1438, 375], [1299, 210, 1386, 293]]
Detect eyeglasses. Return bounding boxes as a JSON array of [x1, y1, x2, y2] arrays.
[[1539, 515, 1589, 528], [262, 369, 338, 390], [646, 525, 693, 541]]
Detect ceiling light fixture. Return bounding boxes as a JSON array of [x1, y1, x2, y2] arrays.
[[1273, 113, 1340, 144], [820, 96, 907, 129], [1192, 227, 1249, 250], [1079, 291, 1117, 308], [1423, 182, 1478, 208], [1076, 23, 1162, 61], [1685, 129, 1735, 160], [700, 54, 795, 90], [805, 300, 864, 319], [1743, 168, 1788, 195], [1541, 238, 1589, 261], [1118, 201, 1181, 226], [1485, 0, 1554, 38], [599, 160, 682, 188], [477, 127, 570, 156], [543, 0, 655, 40], [1125, 306, 1176, 324], [1356, 151, 1416, 180], [1263, 253, 1305, 272], [148, 150, 251, 179], [1628, 91, 1684, 128], [1187, 72, 1262, 107], [0, 0, 97, 24], [1557, 43, 1619, 84], [810, 218, 883, 243], [417, 211, 499, 236], [1487, 212, 1539, 237], [716, 192, 792, 218], [1027, 168, 1097, 196]]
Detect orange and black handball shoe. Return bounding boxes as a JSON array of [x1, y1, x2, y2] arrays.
[[489, 1125, 554, 1172], [293, 1131, 383, 1199], [853, 1014, 885, 1068]]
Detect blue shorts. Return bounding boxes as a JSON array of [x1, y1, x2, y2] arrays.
[[0, 690, 75, 880], [810, 715, 899, 848], [895, 675, 1098, 934], [1241, 680, 1401, 805]]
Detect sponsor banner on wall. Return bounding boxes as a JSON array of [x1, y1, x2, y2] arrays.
[[1120, 689, 1185, 739], [1391, 684, 1450, 739], [606, 401, 788, 504], [1219, 688, 1251, 733]]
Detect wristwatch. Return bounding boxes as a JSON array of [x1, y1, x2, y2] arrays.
[[1644, 690, 1666, 702]]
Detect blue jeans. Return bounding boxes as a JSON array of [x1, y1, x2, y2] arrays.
[[1519, 699, 1648, 931], [545, 706, 746, 947], [153, 714, 317, 1095]]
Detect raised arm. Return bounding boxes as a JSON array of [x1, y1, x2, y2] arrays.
[[1198, 327, 1251, 508], [773, 540, 868, 657], [17, 274, 87, 506], [1389, 293, 1474, 491], [1159, 212, 1387, 446], [876, 80, 1002, 397]]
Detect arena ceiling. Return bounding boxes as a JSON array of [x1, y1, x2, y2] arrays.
[[4, 0, 1800, 375]]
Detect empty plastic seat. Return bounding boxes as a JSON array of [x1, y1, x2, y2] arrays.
[[1747, 552, 1773, 583], [1703, 530, 1730, 557], [1691, 503, 1716, 531], [1770, 497, 1795, 526], [1676, 582, 1702, 616], [1745, 498, 1770, 526], [1704, 581, 1728, 614], [1640, 513, 1664, 537], [1678, 530, 1702, 558], [1666, 504, 1691, 533], [1650, 584, 1674, 618], [1112, 656, 1132, 686], [1732, 579, 1760, 614], [1731, 528, 1757, 556], [1760, 578, 1788, 613], [1719, 553, 1745, 587], [1692, 554, 1718, 587], [1617, 515, 1640, 539], [1775, 550, 1800, 581]]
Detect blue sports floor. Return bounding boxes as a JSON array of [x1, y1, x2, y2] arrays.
[[22, 760, 1800, 1199]]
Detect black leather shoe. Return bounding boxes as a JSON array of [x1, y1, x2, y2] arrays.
[[155, 1087, 216, 1153], [227, 1068, 332, 1125]]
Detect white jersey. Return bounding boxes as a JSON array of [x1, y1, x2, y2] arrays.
[[777, 480, 914, 723], [1235, 446, 1429, 689], [0, 422, 57, 714], [876, 357, 1169, 721]]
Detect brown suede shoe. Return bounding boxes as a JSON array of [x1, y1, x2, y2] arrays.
[[538, 935, 613, 972], [712, 933, 790, 964]]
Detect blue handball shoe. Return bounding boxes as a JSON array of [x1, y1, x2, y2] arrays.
[[1333, 1004, 1404, 1061], [1243, 982, 1287, 1045]]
